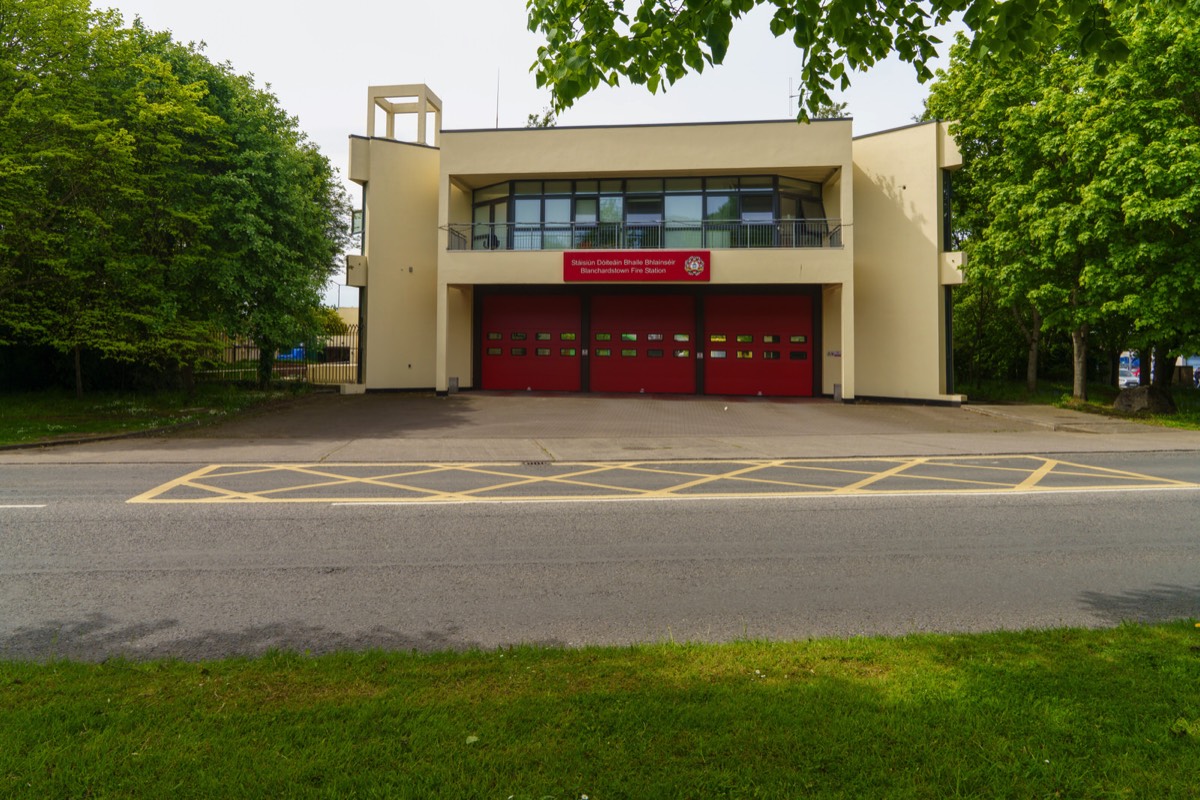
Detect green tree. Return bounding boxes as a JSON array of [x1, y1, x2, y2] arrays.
[[927, 1, 1200, 398], [526, 0, 1141, 119], [0, 0, 350, 393], [526, 107, 557, 127]]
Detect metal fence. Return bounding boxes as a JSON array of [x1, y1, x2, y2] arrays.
[[446, 219, 843, 252], [197, 325, 359, 385]]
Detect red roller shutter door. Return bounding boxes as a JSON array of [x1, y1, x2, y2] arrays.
[[480, 295, 582, 391], [590, 295, 696, 394], [704, 294, 814, 396]]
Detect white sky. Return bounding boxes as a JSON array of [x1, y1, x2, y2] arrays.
[[100, 0, 963, 305]]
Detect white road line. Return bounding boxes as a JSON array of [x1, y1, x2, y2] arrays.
[[0, 504, 47, 509]]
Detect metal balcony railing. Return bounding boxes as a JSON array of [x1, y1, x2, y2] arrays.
[[445, 219, 842, 252]]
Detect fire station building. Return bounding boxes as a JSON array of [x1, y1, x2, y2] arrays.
[[345, 84, 965, 403]]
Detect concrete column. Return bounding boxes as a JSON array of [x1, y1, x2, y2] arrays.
[[435, 282, 449, 394]]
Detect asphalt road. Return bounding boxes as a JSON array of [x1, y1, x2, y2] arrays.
[[3, 453, 1198, 661]]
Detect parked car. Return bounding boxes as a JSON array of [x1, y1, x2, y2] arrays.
[[1118, 369, 1139, 389]]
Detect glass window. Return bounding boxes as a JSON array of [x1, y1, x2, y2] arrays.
[[621, 349, 637, 357], [599, 179, 623, 194], [710, 334, 727, 343], [474, 182, 509, 203], [763, 335, 780, 343], [575, 198, 597, 223], [514, 198, 542, 250], [665, 195, 703, 247], [790, 335, 807, 343], [666, 177, 702, 193], [627, 178, 663, 193], [544, 197, 572, 249], [544, 198, 571, 224], [512, 348, 527, 356], [674, 333, 690, 342], [595, 333, 612, 341], [536, 332, 551, 340], [487, 332, 502, 340], [596, 348, 611, 357], [647, 349, 664, 358], [742, 194, 774, 222], [665, 195, 702, 222], [486, 347, 502, 356], [627, 197, 662, 220], [740, 175, 774, 190], [511, 332, 527, 340], [647, 333, 664, 341], [706, 177, 738, 192], [674, 350, 691, 358], [544, 180, 572, 194], [598, 197, 624, 247], [737, 350, 754, 359], [514, 181, 541, 195], [536, 348, 551, 356], [710, 350, 727, 359], [736, 334, 754, 343], [706, 195, 737, 220], [789, 351, 808, 360], [561, 332, 577, 341], [764, 351, 781, 360], [576, 180, 598, 194], [627, 197, 662, 248], [706, 195, 737, 248], [560, 348, 577, 357], [621, 333, 637, 341]]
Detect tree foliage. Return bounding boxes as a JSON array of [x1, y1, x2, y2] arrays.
[[0, 0, 351, 393], [526, 0, 1145, 119], [926, 1, 1200, 398]]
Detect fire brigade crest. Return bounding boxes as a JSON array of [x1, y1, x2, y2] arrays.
[[683, 255, 705, 277]]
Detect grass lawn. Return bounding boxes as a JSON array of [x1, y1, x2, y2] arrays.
[[3, 623, 1199, 798], [0, 384, 310, 447]]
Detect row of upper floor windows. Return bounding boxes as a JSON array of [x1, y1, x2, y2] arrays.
[[473, 175, 825, 204], [471, 175, 829, 231]]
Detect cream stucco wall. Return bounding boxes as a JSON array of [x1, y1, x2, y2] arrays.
[[351, 136, 440, 389], [851, 122, 962, 401]]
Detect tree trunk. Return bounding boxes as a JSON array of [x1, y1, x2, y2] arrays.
[[1012, 304, 1040, 393], [73, 345, 83, 399], [1025, 335, 1039, 394], [257, 344, 275, 390], [1153, 345, 1174, 389], [1071, 325, 1088, 400]]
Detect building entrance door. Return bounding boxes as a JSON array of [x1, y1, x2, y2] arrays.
[[589, 295, 696, 394], [480, 294, 582, 391], [703, 294, 814, 396]]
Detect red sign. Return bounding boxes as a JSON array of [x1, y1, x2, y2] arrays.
[[563, 250, 710, 282]]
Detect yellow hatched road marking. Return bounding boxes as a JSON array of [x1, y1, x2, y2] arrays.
[[126, 456, 1198, 504], [834, 457, 929, 493]]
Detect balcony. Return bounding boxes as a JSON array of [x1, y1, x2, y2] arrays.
[[446, 219, 843, 252]]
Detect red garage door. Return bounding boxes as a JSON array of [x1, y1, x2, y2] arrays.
[[590, 295, 696, 394], [481, 295, 582, 391], [704, 294, 814, 396]]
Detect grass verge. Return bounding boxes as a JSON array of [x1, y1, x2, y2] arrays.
[[3, 623, 1199, 798], [0, 384, 311, 447], [960, 379, 1200, 430]]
